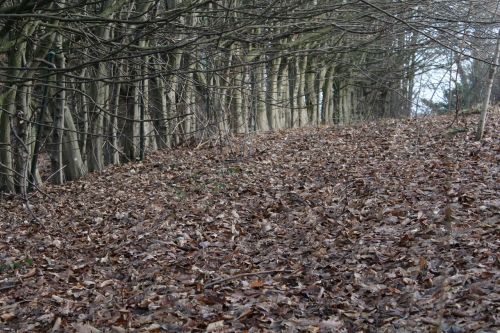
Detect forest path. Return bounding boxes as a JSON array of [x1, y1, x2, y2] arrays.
[[1, 115, 498, 332]]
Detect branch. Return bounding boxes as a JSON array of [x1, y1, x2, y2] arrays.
[[204, 269, 293, 289]]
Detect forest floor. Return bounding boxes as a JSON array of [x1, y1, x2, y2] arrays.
[[0, 114, 499, 333]]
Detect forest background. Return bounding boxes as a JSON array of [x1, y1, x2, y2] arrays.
[[0, 0, 499, 193]]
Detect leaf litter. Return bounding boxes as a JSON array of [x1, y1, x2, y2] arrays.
[[0, 115, 499, 332]]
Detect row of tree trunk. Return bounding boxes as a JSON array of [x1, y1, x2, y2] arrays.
[[1, 0, 497, 193]]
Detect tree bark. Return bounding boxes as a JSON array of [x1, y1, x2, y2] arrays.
[[298, 55, 308, 127], [267, 56, 281, 130], [256, 59, 269, 132], [88, 21, 111, 171], [476, 30, 500, 140], [51, 33, 65, 184], [322, 66, 334, 125], [305, 58, 317, 125]]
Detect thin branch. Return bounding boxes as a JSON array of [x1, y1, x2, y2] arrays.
[[205, 269, 294, 289]]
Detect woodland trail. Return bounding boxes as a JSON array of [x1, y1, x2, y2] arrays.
[[1, 115, 499, 332]]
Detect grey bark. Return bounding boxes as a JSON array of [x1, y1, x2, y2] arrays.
[[476, 30, 500, 140]]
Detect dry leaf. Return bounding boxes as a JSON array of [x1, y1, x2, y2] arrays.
[[73, 323, 101, 333], [21, 267, 37, 278], [111, 327, 127, 333], [1, 312, 15, 321], [98, 280, 114, 288], [50, 317, 62, 332], [250, 279, 265, 289], [51, 295, 65, 304], [419, 258, 428, 271], [206, 320, 225, 332]]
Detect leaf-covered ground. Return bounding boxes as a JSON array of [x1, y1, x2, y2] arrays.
[[1, 115, 499, 332]]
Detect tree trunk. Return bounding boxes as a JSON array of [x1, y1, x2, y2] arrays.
[[0, 25, 28, 192], [267, 56, 281, 130], [62, 107, 86, 180], [233, 66, 245, 133], [322, 66, 334, 125], [317, 66, 327, 125], [51, 33, 65, 184], [305, 59, 317, 125], [278, 58, 289, 129], [154, 58, 171, 148], [79, 69, 89, 162], [256, 59, 268, 131], [298, 55, 308, 127], [110, 62, 122, 164], [476, 30, 500, 140], [0, 91, 15, 193], [88, 23, 110, 171], [168, 52, 183, 145], [125, 72, 140, 160], [290, 58, 298, 128], [14, 82, 30, 195]]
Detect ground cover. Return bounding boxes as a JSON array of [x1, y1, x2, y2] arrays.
[[0, 115, 498, 332]]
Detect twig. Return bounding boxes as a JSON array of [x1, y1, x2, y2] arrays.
[[204, 269, 293, 289], [23, 196, 41, 225], [0, 284, 18, 293], [43, 164, 67, 184]]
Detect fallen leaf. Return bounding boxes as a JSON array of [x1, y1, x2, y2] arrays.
[[21, 267, 37, 278], [206, 320, 225, 332], [50, 317, 62, 332], [73, 323, 101, 333], [250, 279, 265, 289], [1, 312, 15, 321]]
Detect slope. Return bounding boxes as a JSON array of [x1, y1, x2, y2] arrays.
[[0, 115, 499, 332]]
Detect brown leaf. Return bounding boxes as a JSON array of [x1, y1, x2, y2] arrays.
[[419, 257, 428, 271], [50, 317, 62, 332], [206, 320, 224, 332], [250, 279, 265, 289], [1, 312, 16, 321], [21, 267, 37, 278], [51, 295, 65, 304], [98, 280, 114, 288], [73, 323, 101, 333]]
